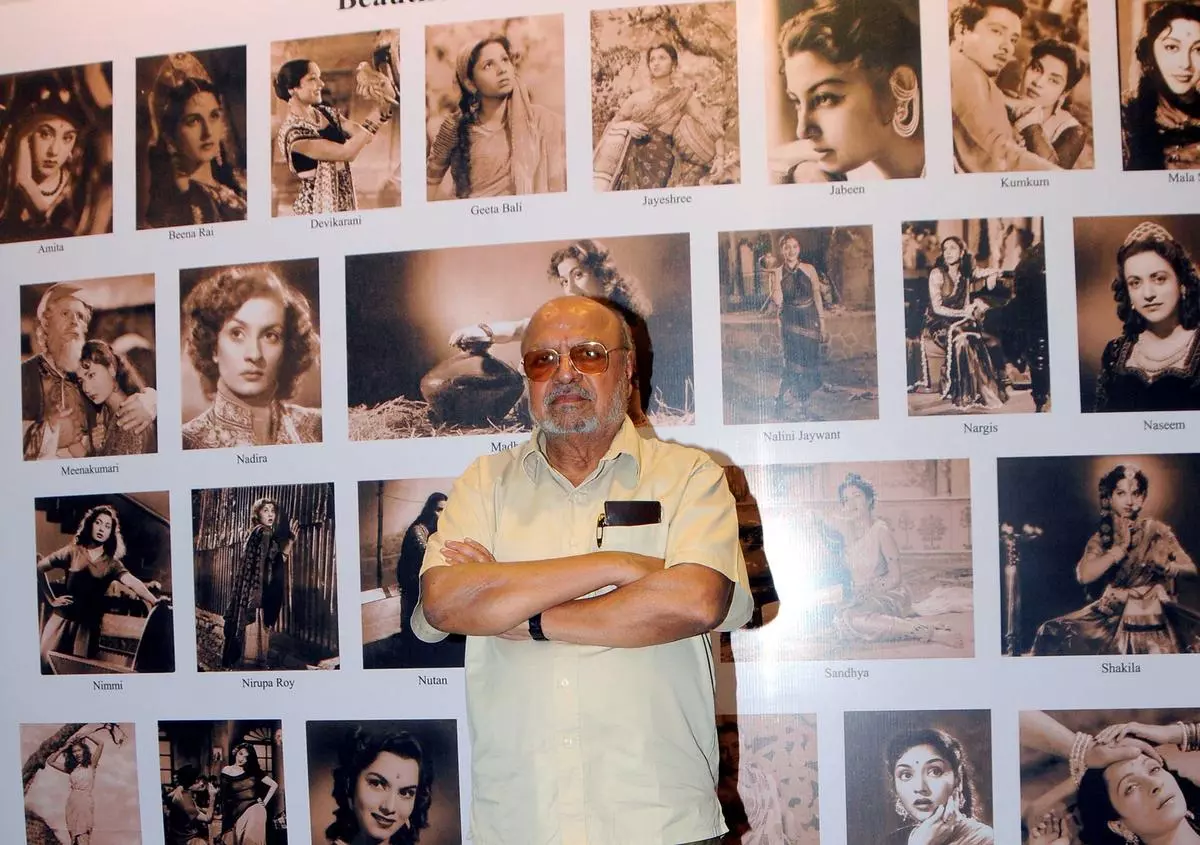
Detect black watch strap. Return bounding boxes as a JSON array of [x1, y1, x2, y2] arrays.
[[528, 612, 548, 641]]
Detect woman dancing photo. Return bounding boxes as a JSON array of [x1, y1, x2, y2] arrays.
[[846, 710, 994, 845], [307, 720, 461, 845], [1076, 216, 1200, 413], [591, 3, 738, 191], [998, 454, 1200, 657], [767, 0, 925, 183], [425, 18, 566, 201], [272, 31, 401, 216], [136, 49, 247, 229]]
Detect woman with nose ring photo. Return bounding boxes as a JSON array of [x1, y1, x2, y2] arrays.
[[137, 48, 247, 229], [180, 260, 322, 450]]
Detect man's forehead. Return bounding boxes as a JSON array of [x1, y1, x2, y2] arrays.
[[524, 299, 621, 348]]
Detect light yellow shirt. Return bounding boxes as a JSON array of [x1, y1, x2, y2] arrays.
[[416, 418, 752, 845]]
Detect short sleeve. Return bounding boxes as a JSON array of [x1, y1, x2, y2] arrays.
[[665, 458, 754, 631], [40, 545, 75, 571], [411, 457, 496, 643]]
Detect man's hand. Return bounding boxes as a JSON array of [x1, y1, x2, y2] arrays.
[[442, 538, 496, 565], [115, 390, 156, 433]]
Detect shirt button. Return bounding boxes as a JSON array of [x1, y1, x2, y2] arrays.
[[563, 737, 574, 747], [559, 678, 570, 688]]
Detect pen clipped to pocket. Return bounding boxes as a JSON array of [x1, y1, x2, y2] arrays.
[[595, 500, 662, 548]]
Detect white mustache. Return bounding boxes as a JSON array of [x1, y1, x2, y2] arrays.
[[544, 384, 594, 405]]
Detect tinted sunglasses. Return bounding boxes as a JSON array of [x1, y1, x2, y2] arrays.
[[521, 341, 628, 382]]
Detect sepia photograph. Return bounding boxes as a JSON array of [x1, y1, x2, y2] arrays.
[[1019, 708, 1200, 845], [135, 47, 247, 229], [359, 478, 464, 670], [1118, 0, 1200, 170], [0, 63, 113, 245], [180, 259, 322, 450], [159, 719, 287, 845], [271, 31, 401, 216], [306, 719, 461, 845], [766, 0, 926, 183], [998, 454, 1200, 656], [425, 15, 566, 201], [717, 714, 820, 845], [845, 709, 994, 845], [21, 275, 158, 461], [22, 723, 141, 845], [726, 459, 975, 663], [192, 483, 339, 672], [949, 0, 1094, 172], [904, 217, 1051, 415], [345, 234, 694, 440], [718, 226, 878, 424], [591, 2, 739, 191], [1075, 214, 1200, 413], [35, 492, 173, 676]]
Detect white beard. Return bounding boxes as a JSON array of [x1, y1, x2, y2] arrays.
[[50, 337, 85, 373]]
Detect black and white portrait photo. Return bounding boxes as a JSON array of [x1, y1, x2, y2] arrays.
[[727, 459, 975, 663], [591, 2, 739, 191], [306, 720, 461, 845], [271, 30, 401, 216], [359, 478, 464, 670], [345, 234, 694, 440], [22, 723, 141, 845], [845, 710, 994, 845], [1019, 708, 1200, 845], [159, 719, 287, 845], [717, 714, 820, 845], [904, 217, 1051, 415], [135, 47, 247, 229], [718, 226, 878, 424], [180, 259, 322, 450], [1075, 214, 1200, 413], [21, 275, 158, 461], [192, 483, 339, 672], [998, 454, 1200, 656], [0, 63, 113, 245], [767, 0, 927, 183], [35, 491, 173, 676], [949, 0, 1094, 172], [1119, 0, 1200, 170], [425, 15, 566, 201]]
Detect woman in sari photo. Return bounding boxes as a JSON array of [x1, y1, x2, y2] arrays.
[[1122, 1, 1200, 171], [221, 497, 297, 670], [593, 43, 729, 191], [426, 34, 565, 201]]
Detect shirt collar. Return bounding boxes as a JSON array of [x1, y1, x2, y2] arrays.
[[520, 417, 644, 487]]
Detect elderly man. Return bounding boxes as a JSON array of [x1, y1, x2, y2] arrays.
[[950, 0, 1059, 173], [21, 283, 155, 460], [415, 296, 752, 845]]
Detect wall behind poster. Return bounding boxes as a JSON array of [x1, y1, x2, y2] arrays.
[[2, 1, 1200, 844]]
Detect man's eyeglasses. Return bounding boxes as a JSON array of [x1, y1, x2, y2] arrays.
[[521, 341, 628, 382]]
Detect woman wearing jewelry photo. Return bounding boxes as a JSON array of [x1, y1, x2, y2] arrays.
[[1121, 1, 1200, 171], [274, 54, 395, 216], [139, 50, 247, 229], [323, 727, 433, 845], [181, 262, 322, 450], [0, 66, 113, 244], [769, 0, 925, 183], [764, 232, 827, 415], [883, 728, 994, 845], [1030, 463, 1200, 655], [77, 339, 157, 456], [1092, 221, 1200, 412], [426, 32, 565, 201]]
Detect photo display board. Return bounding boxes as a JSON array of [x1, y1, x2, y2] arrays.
[[3, 0, 1200, 843]]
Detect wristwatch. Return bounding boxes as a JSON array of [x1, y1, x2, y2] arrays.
[[528, 612, 548, 642]]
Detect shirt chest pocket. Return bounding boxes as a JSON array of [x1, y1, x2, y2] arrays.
[[599, 521, 669, 559]]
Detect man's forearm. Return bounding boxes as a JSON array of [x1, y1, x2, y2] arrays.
[[540, 564, 733, 648], [421, 552, 633, 636]]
